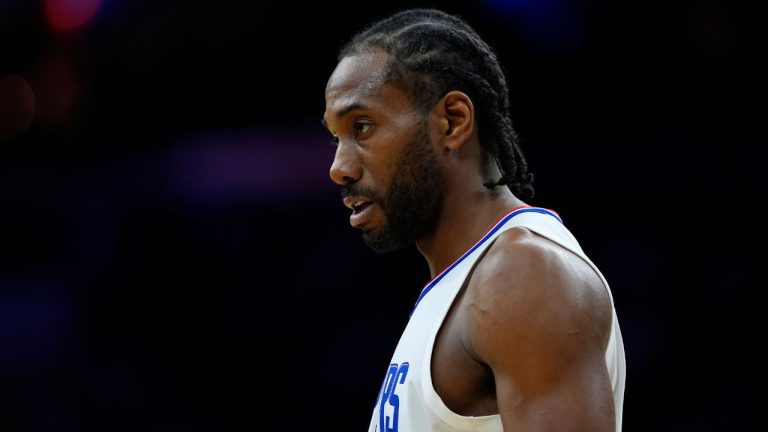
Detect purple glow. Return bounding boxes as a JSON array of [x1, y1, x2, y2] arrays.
[[170, 131, 338, 204]]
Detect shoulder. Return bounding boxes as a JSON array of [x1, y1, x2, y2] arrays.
[[467, 226, 611, 314], [461, 226, 613, 367]]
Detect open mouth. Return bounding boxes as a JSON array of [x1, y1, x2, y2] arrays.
[[352, 200, 372, 214]]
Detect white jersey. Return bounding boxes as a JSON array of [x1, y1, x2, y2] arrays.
[[367, 206, 626, 432]]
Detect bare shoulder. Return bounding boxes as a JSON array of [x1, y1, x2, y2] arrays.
[[462, 226, 613, 368]]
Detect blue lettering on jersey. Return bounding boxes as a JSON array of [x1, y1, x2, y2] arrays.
[[376, 362, 409, 432]]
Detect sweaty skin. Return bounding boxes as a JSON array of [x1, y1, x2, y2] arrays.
[[324, 50, 616, 431]]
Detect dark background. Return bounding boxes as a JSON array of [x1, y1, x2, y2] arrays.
[[1, 0, 764, 430]]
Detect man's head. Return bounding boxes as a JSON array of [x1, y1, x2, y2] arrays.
[[323, 9, 533, 252], [324, 51, 446, 252], [338, 8, 534, 197]]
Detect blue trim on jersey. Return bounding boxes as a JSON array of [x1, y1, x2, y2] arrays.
[[409, 207, 562, 317]]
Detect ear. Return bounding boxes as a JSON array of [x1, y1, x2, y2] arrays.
[[434, 91, 474, 152]]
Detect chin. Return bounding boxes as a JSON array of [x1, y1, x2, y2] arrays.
[[361, 227, 412, 254]]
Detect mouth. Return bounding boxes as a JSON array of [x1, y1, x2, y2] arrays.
[[343, 196, 376, 228], [351, 200, 372, 215], [343, 195, 373, 212]]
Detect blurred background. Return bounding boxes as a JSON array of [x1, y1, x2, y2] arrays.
[[0, 0, 764, 430]]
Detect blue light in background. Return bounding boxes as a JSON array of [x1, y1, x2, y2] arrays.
[[0, 279, 75, 374], [482, 0, 584, 55]]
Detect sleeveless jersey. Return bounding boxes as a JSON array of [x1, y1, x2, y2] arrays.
[[367, 206, 626, 432]]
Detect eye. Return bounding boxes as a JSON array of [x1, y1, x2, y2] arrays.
[[353, 121, 371, 137]]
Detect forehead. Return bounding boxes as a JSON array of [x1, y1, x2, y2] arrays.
[[326, 51, 389, 98], [324, 51, 412, 122]]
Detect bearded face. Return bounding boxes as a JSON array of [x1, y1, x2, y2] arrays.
[[343, 122, 446, 253]]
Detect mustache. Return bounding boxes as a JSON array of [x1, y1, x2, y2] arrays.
[[341, 185, 382, 203]]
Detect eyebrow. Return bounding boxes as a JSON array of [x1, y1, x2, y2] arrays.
[[321, 102, 369, 129]]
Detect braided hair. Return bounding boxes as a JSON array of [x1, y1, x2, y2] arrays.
[[339, 8, 534, 200]]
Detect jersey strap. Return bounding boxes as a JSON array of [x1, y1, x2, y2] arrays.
[[409, 206, 562, 317]]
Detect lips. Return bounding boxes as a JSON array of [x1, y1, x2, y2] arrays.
[[343, 196, 372, 211], [343, 196, 375, 228]]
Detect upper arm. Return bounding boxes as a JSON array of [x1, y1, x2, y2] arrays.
[[464, 229, 615, 431]]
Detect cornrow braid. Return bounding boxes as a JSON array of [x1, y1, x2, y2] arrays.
[[339, 8, 534, 200]]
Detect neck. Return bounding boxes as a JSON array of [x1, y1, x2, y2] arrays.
[[415, 186, 526, 278]]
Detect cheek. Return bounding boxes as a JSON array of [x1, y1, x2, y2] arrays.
[[362, 118, 427, 185], [360, 145, 398, 184]]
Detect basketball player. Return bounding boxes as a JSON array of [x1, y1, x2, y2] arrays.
[[322, 9, 626, 432]]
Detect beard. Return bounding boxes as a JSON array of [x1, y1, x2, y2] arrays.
[[343, 124, 446, 253]]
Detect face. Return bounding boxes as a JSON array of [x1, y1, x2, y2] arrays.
[[323, 51, 446, 252]]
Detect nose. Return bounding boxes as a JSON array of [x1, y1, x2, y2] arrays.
[[329, 143, 362, 185]]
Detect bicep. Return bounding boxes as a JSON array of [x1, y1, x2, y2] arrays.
[[492, 350, 615, 431]]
